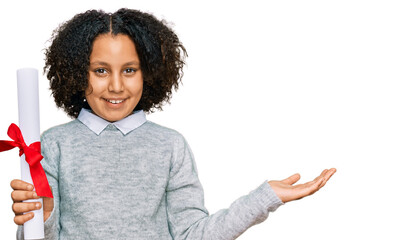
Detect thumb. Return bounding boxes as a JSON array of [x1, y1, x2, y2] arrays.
[[281, 173, 301, 185]]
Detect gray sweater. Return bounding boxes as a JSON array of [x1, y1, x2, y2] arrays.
[[18, 118, 282, 239]]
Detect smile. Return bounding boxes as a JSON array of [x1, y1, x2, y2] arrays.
[[104, 98, 125, 104]]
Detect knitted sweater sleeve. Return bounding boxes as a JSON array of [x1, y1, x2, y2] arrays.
[[166, 135, 283, 240], [16, 133, 61, 240]]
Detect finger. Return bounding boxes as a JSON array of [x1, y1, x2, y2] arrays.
[[326, 168, 337, 179], [306, 169, 326, 185], [313, 168, 336, 190], [317, 169, 328, 179], [309, 169, 331, 188], [12, 202, 42, 215], [319, 168, 337, 188], [281, 173, 301, 185], [289, 169, 336, 200], [304, 173, 324, 187], [296, 176, 324, 196], [11, 190, 39, 202], [10, 179, 34, 191], [308, 178, 324, 196], [315, 176, 326, 191], [14, 212, 34, 225]]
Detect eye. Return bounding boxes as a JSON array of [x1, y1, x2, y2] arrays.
[[93, 68, 108, 76], [124, 68, 137, 74]]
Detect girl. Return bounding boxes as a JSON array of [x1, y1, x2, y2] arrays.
[[10, 8, 335, 239]]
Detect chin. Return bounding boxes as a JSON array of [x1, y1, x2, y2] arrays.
[[106, 116, 125, 122]]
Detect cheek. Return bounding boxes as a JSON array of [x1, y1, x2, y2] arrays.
[[86, 77, 106, 96], [85, 84, 93, 97], [84, 79, 103, 106], [136, 82, 144, 95], [85, 91, 96, 107], [129, 78, 144, 98]]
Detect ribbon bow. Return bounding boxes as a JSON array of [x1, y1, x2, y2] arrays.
[[0, 123, 53, 198]]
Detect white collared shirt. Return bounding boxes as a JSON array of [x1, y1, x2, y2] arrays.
[[77, 108, 147, 135]]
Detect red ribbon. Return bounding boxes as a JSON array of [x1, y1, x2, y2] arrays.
[[0, 123, 53, 198]]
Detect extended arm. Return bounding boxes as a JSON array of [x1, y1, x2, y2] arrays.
[[166, 135, 335, 240]]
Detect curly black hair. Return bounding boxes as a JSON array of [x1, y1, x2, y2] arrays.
[[44, 8, 187, 118]]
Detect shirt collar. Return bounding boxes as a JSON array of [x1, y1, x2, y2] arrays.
[[77, 108, 147, 135]]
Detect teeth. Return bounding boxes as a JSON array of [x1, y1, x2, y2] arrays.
[[106, 99, 124, 104]]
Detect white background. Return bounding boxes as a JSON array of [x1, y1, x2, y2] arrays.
[[1, 0, 414, 239]]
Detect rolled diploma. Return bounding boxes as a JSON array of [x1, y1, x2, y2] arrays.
[[17, 68, 45, 240]]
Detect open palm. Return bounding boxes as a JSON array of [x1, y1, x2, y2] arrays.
[[268, 168, 336, 203]]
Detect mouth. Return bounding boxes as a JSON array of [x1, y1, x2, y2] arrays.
[[103, 98, 126, 104]]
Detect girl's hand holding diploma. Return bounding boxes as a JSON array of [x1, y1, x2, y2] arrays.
[[10, 179, 54, 225], [268, 168, 336, 203]]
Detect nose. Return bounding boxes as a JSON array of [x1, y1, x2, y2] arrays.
[[108, 73, 124, 93]]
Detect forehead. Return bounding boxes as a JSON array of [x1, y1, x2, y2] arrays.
[[90, 33, 138, 61]]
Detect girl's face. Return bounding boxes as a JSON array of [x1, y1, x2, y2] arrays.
[[86, 33, 143, 122]]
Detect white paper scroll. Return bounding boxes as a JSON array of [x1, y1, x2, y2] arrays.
[[17, 68, 44, 240]]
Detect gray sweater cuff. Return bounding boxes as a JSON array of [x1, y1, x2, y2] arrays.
[[252, 181, 284, 212]]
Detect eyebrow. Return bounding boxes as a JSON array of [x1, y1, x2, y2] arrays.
[[89, 61, 140, 67], [123, 61, 140, 66], [89, 62, 107, 68]]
